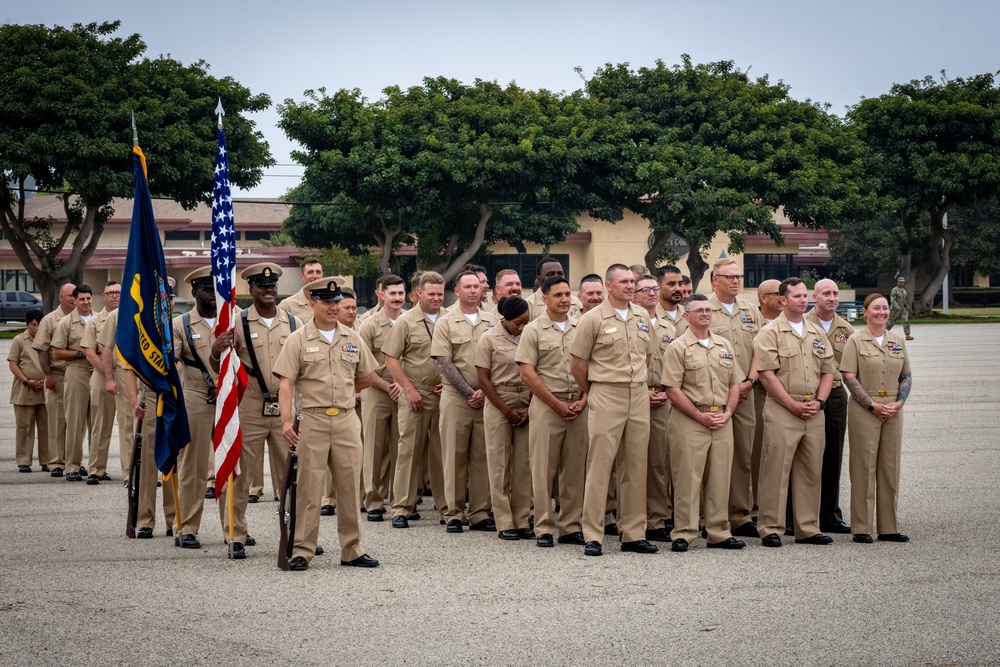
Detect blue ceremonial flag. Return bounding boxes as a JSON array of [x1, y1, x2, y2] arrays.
[[117, 145, 191, 475]]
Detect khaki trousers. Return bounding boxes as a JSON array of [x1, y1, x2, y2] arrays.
[[483, 389, 531, 531], [646, 402, 671, 530], [14, 404, 48, 467], [528, 397, 587, 537], [218, 440, 252, 545], [177, 393, 214, 536], [87, 371, 116, 477], [757, 398, 824, 539], [114, 368, 134, 479], [240, 394, 288, 501], [361, 387, 399, 511], [391, 389, 445, 518], [670, 410, 734, 543], [293, 409, 364, 564], [848, 401, 904, 535], [729, 392, 756, 528], [135, 404, 176, 532], [582, 384, 649, 544], [440, 387, 491, 524], [63, 364, 92, 473], [45, 371, 67, 468], [751, 383, 768, 512]]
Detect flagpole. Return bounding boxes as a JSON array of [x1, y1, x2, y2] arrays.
[[170, 468, 182, 536]]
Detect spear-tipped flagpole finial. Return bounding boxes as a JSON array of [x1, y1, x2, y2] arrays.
[[216, 98, 225, 128], [132, 111, 138, 147]]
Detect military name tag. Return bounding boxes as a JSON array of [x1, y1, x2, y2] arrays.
[[250, 333, 258, 339], [306, 347, 320, 353], [604, 327, 618, 334], [191, 333, 201, 339]]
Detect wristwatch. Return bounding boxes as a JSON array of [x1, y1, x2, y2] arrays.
[[867, 404, 876, 413], [22, 380, 29, 387], [818, 399, 827, 411], [744, 377, 757, 388], [76, 349, 83, 359]]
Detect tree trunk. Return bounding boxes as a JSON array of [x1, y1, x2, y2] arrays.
[[644, 230, 670, 274], [685, 246, 709, 293], [432, 203, 492, 284], [914, 206, 952, 316], [896, 209, 918, 309]]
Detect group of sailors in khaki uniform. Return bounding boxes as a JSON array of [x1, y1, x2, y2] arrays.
[[9, 255, 914, 569]]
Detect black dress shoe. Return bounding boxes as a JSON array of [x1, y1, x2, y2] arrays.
[[228, 543, 246, 560], [672, 538, 689, 552], [645, 528, 671, 542], [341, 553, 379, 568], [408, 512, 421, 521], [79, 466, 88, 476], [707, 537, 747, 550], [795, 533, 833, 545], [315, 545, 324, 555], [50, 467, 63, 477], [878, 532, 910, 542], [18, 465, 31, 473], [469, 518, 496, 532], [853, 533, 873, 544], [367, 511, 384, 522], [245, 535, 256, 546], [391, 515, 409, 529], [604, 523, 619, 536], [516, 528, 535, 539], [663, 519, 674, 533], [136, 527, 153, 539], [41, 465, 49, 472], [446, 519, 463, 533], [86, 475, 100, 485], [175, 534, 201, 549], [731, 521, 758, 538], [204, 488, 215, 499], [66, 472, 82, 482], [761, 533, 782, 548], [101, 473, 111, 481], [557, 531, 585, 545], [320, 505, 335, 516], [784, 525, 795, 536], [247, 495, 259, 504], [584, 540, 602, 556], [622, 539, 659, 554], [536, 533, 554, 548], [821, 521, 852, 534], [165, 528, 173, 537], [498, 529, 519, 541], [288, 556, 308, 571]]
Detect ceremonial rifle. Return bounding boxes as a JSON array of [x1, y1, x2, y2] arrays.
[[277, 393, 302, 570], [125, 388, 146, 538]]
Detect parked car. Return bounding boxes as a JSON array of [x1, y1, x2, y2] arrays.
[[0, 290, 43, 323]]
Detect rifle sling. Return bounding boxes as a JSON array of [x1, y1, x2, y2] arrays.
[[180, 312, 216, 395]]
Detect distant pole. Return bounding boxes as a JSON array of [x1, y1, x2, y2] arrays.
[[216, 98, 225, 128], [942, 210, 949, 315], [131, 111, 138, 147]]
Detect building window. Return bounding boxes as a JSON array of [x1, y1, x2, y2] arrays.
[[742, 254, 809, 287], [164, 230, 200, 241], [1, 269, 37, 292], [244, 231, 272, 242], [483, 254, 570, 292]]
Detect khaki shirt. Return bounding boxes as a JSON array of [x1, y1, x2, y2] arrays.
[[173, 311, 218, 399], [33, 307, 73, 373], [277, 290, 313, 324], [8, 331, 45, 406], [358, 308, 397, 383], [804, 309, 855, 382], [272, 321, 377, 410], [754, 313, 836, 398], [708, 293, 761, 378], [235, 305, 301, 400], [474, 322, 522, 386], [51, 310, 92, 371], [655, 301, 687, 338], [649, 307, 684, 389], [840, 329, 911, 401], [515, 314, 580, 394], [431, 306, 497, 390], [356, 305, 381, 325], [570, 299, 654, 385], [661, 330, 742, 407], [95, 308, 122, 372], [381, 305, 441, 389], [527, 289, 582, 321], [80, 308, 111, 352]]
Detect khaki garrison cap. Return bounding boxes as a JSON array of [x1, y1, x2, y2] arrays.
[[241, 262, 282, 286], [304, 277, 343, 302]]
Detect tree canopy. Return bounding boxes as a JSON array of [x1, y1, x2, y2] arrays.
[[583, 56, 875, 289], [0, 21, 273, 308], [848, 72, 1000, 314]]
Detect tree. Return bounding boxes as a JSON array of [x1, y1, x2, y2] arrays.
[[584, 57, 875, 289], [848, 73, 1000, 315], [279, 79, 607, 283], [0, 21, 272, 309]]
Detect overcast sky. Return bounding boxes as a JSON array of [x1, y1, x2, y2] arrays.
[[6, 1, 1000, 198]]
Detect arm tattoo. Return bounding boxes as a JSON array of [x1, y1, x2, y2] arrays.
[[897, 372, 912, 404], [843, 376, 873, 410], [437, 357, 473, 397], [38, 349, 52, 376]]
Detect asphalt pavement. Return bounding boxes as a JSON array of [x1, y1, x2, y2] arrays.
[[0, 322, 998, 666]]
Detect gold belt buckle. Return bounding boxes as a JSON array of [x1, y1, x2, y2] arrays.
[[566, 392, 577, 401], [709, 406, 719, 413], [515, 384, 525, 392], [803, 394, 814, 402], [877, 390, 888, 397], [630, 382, 640, 389], [325, 407, 340, 416]]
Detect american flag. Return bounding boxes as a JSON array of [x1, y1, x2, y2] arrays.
[[211, 121, 248, 497]]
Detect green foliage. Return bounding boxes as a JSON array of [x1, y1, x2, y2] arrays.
[[947, 198, 1000, 277]]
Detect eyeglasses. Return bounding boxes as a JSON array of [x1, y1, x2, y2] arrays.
[[717, 274, 743, 282], [635, 286, 661, 294], [104, 291, 121, 297], [687, 308, 712, 315]]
